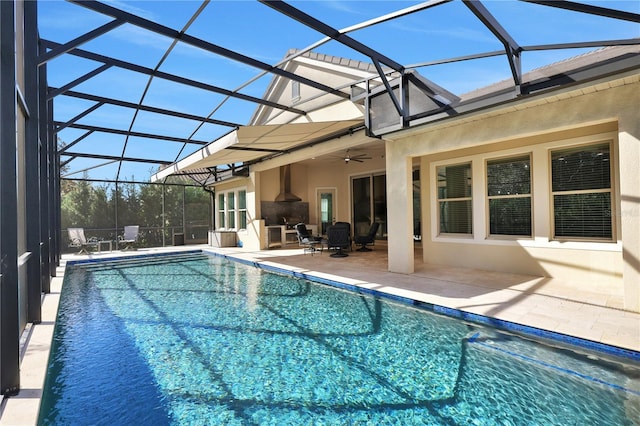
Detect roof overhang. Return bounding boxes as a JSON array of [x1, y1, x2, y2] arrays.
[[151, 119, 364, 182]]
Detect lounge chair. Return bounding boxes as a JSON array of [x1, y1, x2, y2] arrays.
[[295, 223, 323, 255], [68, 228, 99, 255], [119, 225, 139, 250], [354, 222, 380, 252], [326, 222, 351, 258]]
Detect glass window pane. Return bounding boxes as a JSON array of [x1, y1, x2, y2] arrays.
[[353, 176, 371, 234], [489, 198, 531, 236], [554, 193, 612, 238], [228, 212, 235, 229], [551, 143, 610, 192], [439, 200, 472, 234], [239, 211, 247, 229], [487, 156, 530, 196], [238, 190, 246, 209], [437, 164, 471, 199], [413, 169, 421, 240], [218, 194, 225, 211], [373, 174, 387, 239], [227, 192, 235, 210], [218, 212, 225, 229]]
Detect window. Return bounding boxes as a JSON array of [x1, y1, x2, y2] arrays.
[[227, 192, 236, 229], [238, 190, 247, 229], [437, 163, 472, 234], [217, 189, 247, 230], [551, 142, 612, 240], [217, 193, 225, 229], [487, 155, 532, 236], [291, 81, 300, 103]]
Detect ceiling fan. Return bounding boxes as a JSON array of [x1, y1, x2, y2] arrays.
[[335, 149, 372, 164]]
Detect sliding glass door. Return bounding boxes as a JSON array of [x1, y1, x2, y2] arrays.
[[352, 174, 386, 239]]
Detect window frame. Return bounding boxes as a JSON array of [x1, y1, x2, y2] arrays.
[[216, 188, 247, 231], [436, 161, 473, 236], [485, 153, 533, 239], [291, 80, 300, 104], [549, 141, 614, 242]]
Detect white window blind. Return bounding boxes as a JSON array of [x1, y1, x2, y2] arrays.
[[551, 142, 612, 239], [437, 163, 472, 234], [487, 155, 532, 236]]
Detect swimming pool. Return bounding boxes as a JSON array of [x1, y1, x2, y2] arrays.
[[39, 252, 640, 425]]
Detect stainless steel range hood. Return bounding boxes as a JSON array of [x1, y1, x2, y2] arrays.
[[275, 165, 301, 202]]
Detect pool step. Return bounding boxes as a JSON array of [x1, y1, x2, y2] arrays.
[[74, 251, 207, 271], [466, 331, 640, 397]]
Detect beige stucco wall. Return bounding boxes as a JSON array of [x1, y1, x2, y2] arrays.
[[386, 72, 640, 311], [257, 154, 387, 230]]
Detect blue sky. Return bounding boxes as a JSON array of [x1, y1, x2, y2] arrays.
[[38, 0, 639, 182]]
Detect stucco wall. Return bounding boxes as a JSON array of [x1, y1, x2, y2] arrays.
[[387, 73, 640, 311]]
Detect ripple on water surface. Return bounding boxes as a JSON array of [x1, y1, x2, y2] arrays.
[[39, 254, 640, 425]]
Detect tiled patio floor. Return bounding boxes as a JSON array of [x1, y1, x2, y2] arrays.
[[2, 244, 638, 425]]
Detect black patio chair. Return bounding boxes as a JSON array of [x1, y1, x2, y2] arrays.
[[326, 222, 351, 258], [354, 222, 380, 252], [295, 223, 323, 254]]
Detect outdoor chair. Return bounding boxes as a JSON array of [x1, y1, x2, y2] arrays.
[[68, 228, 99, 255], [354, 222, 380, 252], [295, 223, 323, 255], [326, 222, 351, 258], [119, 225, 139, 251]]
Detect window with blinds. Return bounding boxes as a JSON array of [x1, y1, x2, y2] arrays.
[[487, 155, 532, 237], [437, 163, 472, 234], [551, 142, 612, 240]]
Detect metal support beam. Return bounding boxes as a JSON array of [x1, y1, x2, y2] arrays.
[[60, 89, 241, 128], [260, 0, 405, 73], [0, 0, 21, 396], [463, 0, 523, 90], [42, 39, 309, 115], [25, 0, 42, 324], [58, 130, 94, 154], [47, 97, 60, 274], [523, 38, 640, 52], [521, 0, 640, 23], [54, 122, 210, 145], [38, 42, 51, 293], [62, 151, 173, 165], [46, 63, 112, 100], [68, 0, 350, 100], [372, 59, 403, 116], [55, 101, 104, 132], [38, 18, 125, 65]]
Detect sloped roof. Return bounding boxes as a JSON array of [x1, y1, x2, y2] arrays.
[[461, 45, 640, 101]]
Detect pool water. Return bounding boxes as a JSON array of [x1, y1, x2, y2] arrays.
[[39, 253, 640, 425]]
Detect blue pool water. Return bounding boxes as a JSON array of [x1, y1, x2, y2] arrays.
[[39, 252, 640, 425]]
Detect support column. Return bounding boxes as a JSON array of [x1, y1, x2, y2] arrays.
[[0, 0, 21, 396], [24, 0, 42, 323], [618, 91, 640, 312], [385, 143, 414, 274], [39, 43, 51, 293]]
